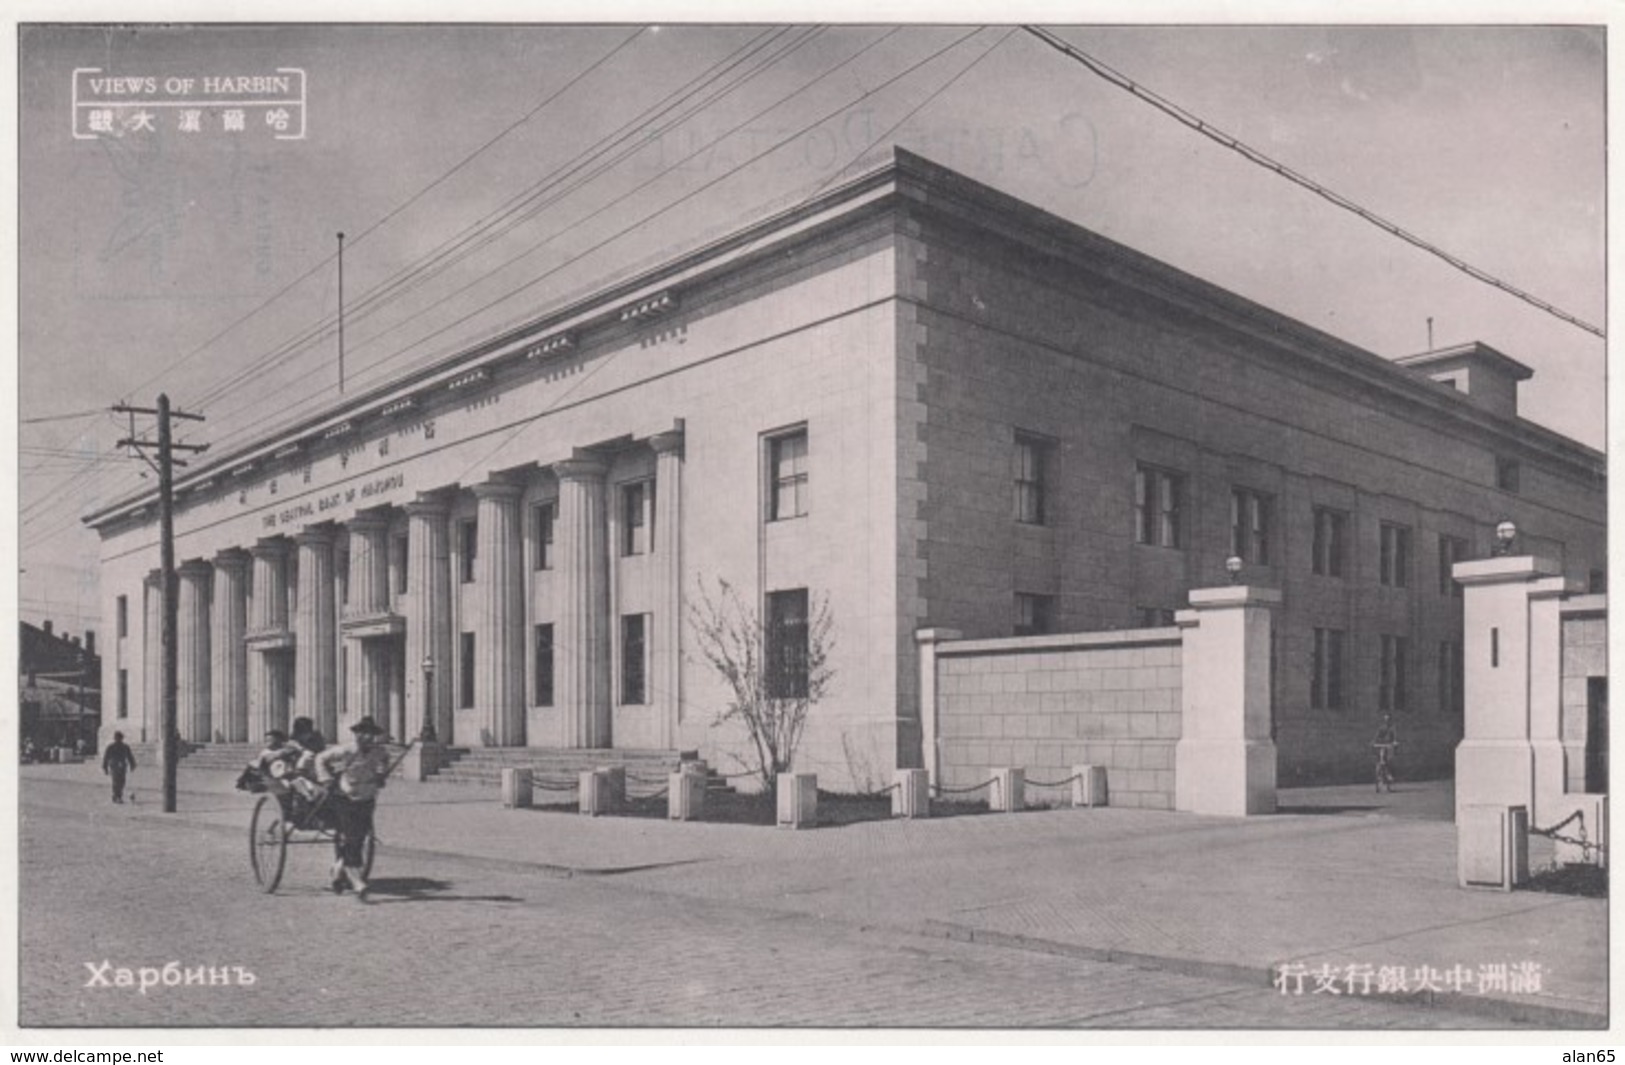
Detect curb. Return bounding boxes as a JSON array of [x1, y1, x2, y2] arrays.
[[920, 920, 1607, 1030]]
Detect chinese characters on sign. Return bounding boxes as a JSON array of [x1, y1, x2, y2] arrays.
[[73, 69, 307, 140], [1273, 961, 1545, 997]]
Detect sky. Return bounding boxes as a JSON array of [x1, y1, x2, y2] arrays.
[[14, 19, 1608, 636]]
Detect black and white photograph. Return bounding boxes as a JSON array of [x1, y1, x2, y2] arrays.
[[7, 8, 1612, 1047]]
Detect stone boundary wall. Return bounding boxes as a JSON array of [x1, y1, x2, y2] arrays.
[[935, 628, 1183, 809]]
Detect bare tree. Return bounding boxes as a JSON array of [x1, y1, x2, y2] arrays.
[[688, 577, 834, 792]]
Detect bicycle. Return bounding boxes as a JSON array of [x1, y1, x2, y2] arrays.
[[1372, 742, 1398, 793]]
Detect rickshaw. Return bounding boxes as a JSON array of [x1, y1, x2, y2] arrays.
[[240, 760, 376, 894]]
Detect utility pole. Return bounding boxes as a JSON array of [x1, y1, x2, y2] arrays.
[[115, 395, 207, 812], [337, 231, 346, 394]]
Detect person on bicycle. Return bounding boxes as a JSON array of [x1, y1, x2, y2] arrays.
[[1372, 713, 1399, 793], [313, 716, 391, 901]]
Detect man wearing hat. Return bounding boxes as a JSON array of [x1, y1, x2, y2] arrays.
[[313, 716, 392, 900]]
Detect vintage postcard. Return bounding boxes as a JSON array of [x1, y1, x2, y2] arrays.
[[7, 6, 1613, 1051]]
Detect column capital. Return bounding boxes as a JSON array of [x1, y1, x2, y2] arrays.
[[293, 523, 338, 547], [345, 509, 393, 532], [213, 547, 251, 570], [649, 427, 685, 457], [403, 494, 451, 518], [470, 479, 525, 502], [178, 558, 215, 579], [145, 569, 163, 587], [251, 537, 291, 560], [553, 455, 609, 483]]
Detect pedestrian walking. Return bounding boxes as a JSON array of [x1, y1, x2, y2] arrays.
[[313, 716, 391, 901], [102, 731, 136, 804]]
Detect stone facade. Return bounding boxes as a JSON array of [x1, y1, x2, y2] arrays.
[[88, 149, 1604, 790], [934, 631, 1182, 809]]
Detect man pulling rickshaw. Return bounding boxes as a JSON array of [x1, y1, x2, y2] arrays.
[[239, 715, 406, 899]]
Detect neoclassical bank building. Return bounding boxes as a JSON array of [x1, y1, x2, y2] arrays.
[[87, 150, 1605, 790]]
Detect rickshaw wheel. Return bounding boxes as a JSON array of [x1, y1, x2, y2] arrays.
[[249, 795, 288, 893]]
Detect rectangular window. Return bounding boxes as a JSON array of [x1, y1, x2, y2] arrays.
[[533, 502, 556, 571], [1137, 607, 1177, 628], [769, 430, 808, 521], [459, 632, 475, 709], [1230, 488, 1273, 564], [458, 519, 477, 584], [392, 534, 409, 595], [621, 481, 652, 557], [1311, 507, 1346, 578], [116, 595, 129, 639], [620, 614, 648, 705], [1311, 628, 1344, 711], [1437, 535, 1468, 597], [1380, 523, 1412, 588], [117, 668, 129, 718], [1379, 635, 1409, 712], [533, 623, 554, 707], [1014, 592, 1054, 637], [1438, 640, 1464, 715], [1014, 434, 1048, 525], [1589, 569, 1608, 595], [1134, 466, 1184, 548], [766, 589, 811, 699], [1496, 457, 1521, 493]]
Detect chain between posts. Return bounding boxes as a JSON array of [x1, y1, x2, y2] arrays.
[[932, 777, 997, 796], [1530, 810, 1606, 860], [855, 782, 901, 799], [1025, 772, 1083, 789]]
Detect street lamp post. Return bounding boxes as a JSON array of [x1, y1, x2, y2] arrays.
[[1491, 519, 1518, 558], [420, 655, 437, 742]]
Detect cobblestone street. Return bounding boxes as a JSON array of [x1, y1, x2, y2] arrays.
[[20, 776, 1506, 1030]]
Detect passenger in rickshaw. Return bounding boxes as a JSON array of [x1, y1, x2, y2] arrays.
[[239, 729, 303, 818]]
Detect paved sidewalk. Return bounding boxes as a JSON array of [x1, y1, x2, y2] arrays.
[[27, 762, 1606, 1027]]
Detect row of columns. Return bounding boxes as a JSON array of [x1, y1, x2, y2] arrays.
[[146, 426, 685, 750]]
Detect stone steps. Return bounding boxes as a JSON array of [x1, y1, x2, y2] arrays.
[[427, 748, 685, 791]]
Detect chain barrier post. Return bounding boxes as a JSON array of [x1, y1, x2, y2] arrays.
[[501, 766, 533, 809], [894, 768, 930, 818], [1072, 765, 1108, 808]]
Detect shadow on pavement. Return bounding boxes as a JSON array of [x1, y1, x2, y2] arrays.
[[363, 876, 524, 905]]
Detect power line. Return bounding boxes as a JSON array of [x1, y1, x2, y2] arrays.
[[197, 25, 911, 457], [183, 27, 808, 417], [124, 27, 652, 404], [1022, 25, 1605, 340]]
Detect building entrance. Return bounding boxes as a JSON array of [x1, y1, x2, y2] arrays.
[[1585, 677, 1607, 793]]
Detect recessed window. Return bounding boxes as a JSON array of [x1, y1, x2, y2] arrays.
[[533, 502, 556, 571], [1379, 634, 1409, 712], [621, 482, 653, 557], [1135, 466, 1184, 548], [1589, 569, 1608, 595], [1014, 592, 1054, 637], [768, 430, 808, 521], [1438, 640, 1464, 715], [1311, 507, 1346, 578], [1496, 457, 1521, 493], [117, 668, 129, 719], [1437, 535, 1468, 598], [392, 533, 409, 595], [1230, 488, 1273, 565], [458, 519, 477, 584], [534, 623, 554, 707], [766, 589, 811, 699], [1380, 523, 1412, 588], [116, 595, 129, 639], [620, 614, 648, 705], [459, 632, 475, 709], [1014, 434, 1049, 525], [1137, 607, 1177, 628], [1311, 628, 1344, 711]]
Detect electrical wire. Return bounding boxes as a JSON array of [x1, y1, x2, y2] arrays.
[[1023, 25, 1604, 339]]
